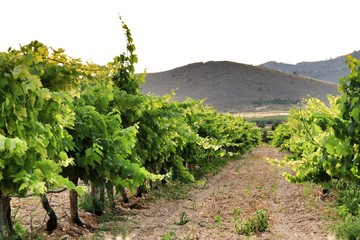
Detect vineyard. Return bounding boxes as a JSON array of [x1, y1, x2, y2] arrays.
[[271, 55, 360, 239], [1, 18, 360, 240], [0, 19, 260, 239]]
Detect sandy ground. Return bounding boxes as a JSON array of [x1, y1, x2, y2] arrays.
[[11, 145, 336, 239]]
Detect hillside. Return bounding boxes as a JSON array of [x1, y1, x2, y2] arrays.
[[260, 51, 360, 83], [140, 61, 339, 113]]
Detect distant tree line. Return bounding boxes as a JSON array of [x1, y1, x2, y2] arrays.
[[252, 98, 300, 106]]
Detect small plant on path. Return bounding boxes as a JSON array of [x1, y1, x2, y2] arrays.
[[176, 212, 191, 225], [214, 214, 222, 224], [161, 231, 175, 240], [234, 208, 270, 236]]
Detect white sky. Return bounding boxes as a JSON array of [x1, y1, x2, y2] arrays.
[[1, 0, 359, 73]]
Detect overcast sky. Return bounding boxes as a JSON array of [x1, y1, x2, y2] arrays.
[[1, 0, 359, 72]]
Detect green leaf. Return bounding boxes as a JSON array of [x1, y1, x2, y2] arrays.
[[0, 135, 5, 151], [323, 135, 338, 155], [59, 151, 68, 161], [30, 181, 47, 195], [10, 82, 24, 96], [37, 159, 57, 174], [18, 182, 29, 193], [12, 169, 27, 183], [351, 107, 360, 122], [14, 106, 27, 119], [12, 64, 29, 80], [0, 159, 5, 169]]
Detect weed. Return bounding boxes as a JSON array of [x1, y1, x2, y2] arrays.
[[176, 212, 191, 225], [332, 180, 360, 216], [11, 198, 46, 240], [233, 207, 242, 220], [13, 221, 26, 235], [214, 214, 222, 224], [183, 199, 197, 210], [270, 180, 279, 201], [333, 215, 360, 240], [243, 186, 251, 198], [97, 209, 121, 223], [301, 182, 317, 198], [79, 191, 95, 213], [193, 180, 207, 189], [191, 199, 197, 210], [95, 222, 131, 238], [234, 209, 270, 236], [191, 155, 239, 179], [323, 179, 360, 239], [275, 204, 285, 213], [153, 181, 192, 200], [256, 183, 263, 190], [270, 180, 278, 193], [13, 221, 32, 240], [161, 231, 175, 240]]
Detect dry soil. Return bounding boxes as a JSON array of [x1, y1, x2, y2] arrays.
[[12, 145, 336, 240]]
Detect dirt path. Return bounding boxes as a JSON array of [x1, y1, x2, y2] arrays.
[[12, 145, 335, 239], [117, 145, 334, 239]]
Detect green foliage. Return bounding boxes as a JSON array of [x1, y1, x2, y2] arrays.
[[233, 207, 242, 220], [0, 41, 79, 196], [13, 221, 27, 239], [110, 17, 142, 94], [333, 216, 360, 240], [0, 17, 261, 236], [113, 92, 261, 183], [271, 55, 360, 183], [176, 212, 191, 225], [214, 214, 222, 224], [273, 57, 360, 181], [152, 181, 193, 200], [234, 209, 270, 236], [270, 98, 339, 182], [191, 154, 234, 179], [161, 231, 175, 240], [179, 99, 261, 156], [79, 191, 95, 213], [270, 55, 360, 239], [331, 180, 360, 217], [247, 115, 287, 129], [322, 179, 360, 239]]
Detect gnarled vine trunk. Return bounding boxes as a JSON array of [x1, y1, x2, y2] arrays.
[[0, 193, 18, 239], [69, 176, 82, 226], [41, 195, 57, 233], [90, 183, 104, 216]]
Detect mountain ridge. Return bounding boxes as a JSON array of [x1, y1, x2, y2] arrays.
[[260, 50, 360, 83], [141, 61, 339, 113]]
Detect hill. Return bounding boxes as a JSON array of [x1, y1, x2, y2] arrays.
[[260, 51, 360, 83], [140, 61, 339, 113]]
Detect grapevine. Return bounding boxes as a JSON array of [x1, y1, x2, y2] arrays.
[[271, 55, 360, 183], [0, 17, 261, 238]]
